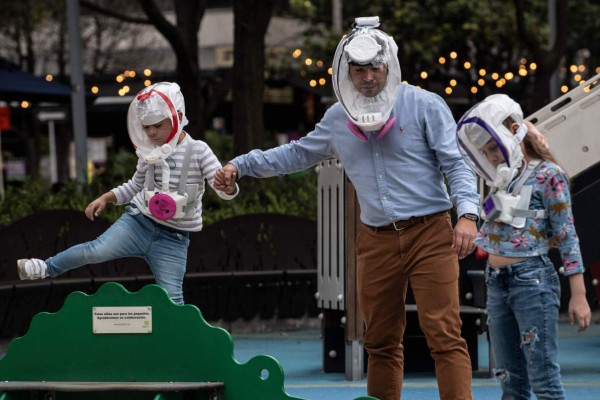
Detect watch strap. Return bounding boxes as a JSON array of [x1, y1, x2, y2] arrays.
[[461, 213, 479, 222]]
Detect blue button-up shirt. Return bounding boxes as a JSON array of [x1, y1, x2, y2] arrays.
[[231, 83, 479, 227]]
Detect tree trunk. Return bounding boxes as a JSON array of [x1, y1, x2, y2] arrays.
[[514, 0, 569, 111], [232, 0, 274, 154], [173, 0, 206, 138], [81, 1, 236, 141], [137, 0, 206, 138], [56, 123, 71, 183]]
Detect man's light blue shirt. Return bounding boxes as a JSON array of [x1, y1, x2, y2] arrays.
[[231, 84, 479, 227]]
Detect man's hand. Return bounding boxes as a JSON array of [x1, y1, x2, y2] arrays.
[[452, 217, 478, 260], [215, 163, 238, 194]]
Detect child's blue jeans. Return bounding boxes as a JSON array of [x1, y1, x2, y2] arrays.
[[46, 204, 190, 305], [486, 255, 565, 400]]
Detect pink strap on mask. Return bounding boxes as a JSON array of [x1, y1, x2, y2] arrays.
[[137, 89, 179, 145], [346, 117, 397, 141], [376, 117, 396, 140], [346, 120, 368, 141]]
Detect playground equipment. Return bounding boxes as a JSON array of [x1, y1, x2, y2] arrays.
[[527, 73, 600, 179], [0, 282, 375, 400], [527, 72, 600, 307]]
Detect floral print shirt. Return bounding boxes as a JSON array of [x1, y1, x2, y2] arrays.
[[475, 160, 584, 276]]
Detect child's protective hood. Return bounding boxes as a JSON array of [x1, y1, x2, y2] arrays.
[[457, 94, 527, 189], [127, 82, 189, 164]]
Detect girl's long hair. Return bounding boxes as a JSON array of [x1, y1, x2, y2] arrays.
[[522, 133, 558, 164], [505, 117, 564, 174]]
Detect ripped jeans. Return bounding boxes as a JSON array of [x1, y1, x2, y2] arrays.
[[486, 255, 565, 400]]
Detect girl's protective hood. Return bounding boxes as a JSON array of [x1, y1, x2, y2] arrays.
[[456, 94, 527, 188]]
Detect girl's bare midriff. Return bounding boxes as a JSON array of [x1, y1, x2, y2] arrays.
[[488, 254, 527, 268]]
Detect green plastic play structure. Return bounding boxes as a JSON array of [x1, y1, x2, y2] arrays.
[[0, 282, 376, 400]]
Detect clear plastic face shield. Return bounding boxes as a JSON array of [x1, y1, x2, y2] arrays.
[[127, 82, 189, 164], [332, 16, 402, 139], [456, 94, 533, 228], [457, 94, 527, 189]]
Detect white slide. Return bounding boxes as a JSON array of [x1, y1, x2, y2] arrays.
[[527, 73, 600, 178]]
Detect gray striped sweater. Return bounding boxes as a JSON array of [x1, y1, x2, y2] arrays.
[[111, 134, 238, 232]]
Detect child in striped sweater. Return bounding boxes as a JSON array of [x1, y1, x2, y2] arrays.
[[17, 82, 238, 304]]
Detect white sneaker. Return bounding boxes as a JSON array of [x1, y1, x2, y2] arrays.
[[17, 259, 48, 280]]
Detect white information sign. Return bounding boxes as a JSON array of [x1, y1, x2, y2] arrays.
[[93, 306, 152, 334]]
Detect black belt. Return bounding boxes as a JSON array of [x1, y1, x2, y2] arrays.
[[364, 211, 448, 232], [144, 214, 189, 236], [129, 203, 189, 236]]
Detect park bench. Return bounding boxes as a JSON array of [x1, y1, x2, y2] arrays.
[[0, 282, 375, 400]]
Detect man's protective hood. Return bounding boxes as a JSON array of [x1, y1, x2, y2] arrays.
[[456, 94, 527, 189], [332, 16, 402, 136], [127, 82, 189, 164]]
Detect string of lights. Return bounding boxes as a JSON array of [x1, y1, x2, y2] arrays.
[[23, 49, 597, 108]]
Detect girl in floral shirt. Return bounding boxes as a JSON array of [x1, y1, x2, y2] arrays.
[[457, 94, 591, 400]]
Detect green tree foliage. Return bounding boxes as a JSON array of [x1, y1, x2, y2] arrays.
[[202, 171, 317, 224], [0, 132, 318, 227], [198, 130, 318, 224], [292, 0, 600, 113]]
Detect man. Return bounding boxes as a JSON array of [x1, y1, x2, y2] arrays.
[[215, 17, 478, 400]]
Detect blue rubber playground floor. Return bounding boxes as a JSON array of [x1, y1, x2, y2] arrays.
[[1, 319, 598, 399], [231, 321, 600, 400]]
